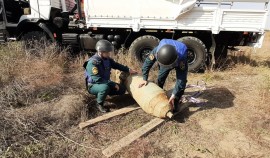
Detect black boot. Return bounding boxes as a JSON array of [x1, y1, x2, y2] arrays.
[[96, 103, 110, 113], [104, 101, 117, 108], [173, 99, 181, 113], [173, 104, 179, 113]]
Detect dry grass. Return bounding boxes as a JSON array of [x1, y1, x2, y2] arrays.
[[110, 34, 270, 157], [0, 32, 270, 157], [0, 43, 88, 157], [0, 42, 68, 107]]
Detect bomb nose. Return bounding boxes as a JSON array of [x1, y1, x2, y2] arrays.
[[166, 111, 174, 118]]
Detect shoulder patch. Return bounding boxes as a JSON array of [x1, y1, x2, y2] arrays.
[[149, 54, 155, 61], [92, 67, 98, 75], [179, 61, 185, 70]]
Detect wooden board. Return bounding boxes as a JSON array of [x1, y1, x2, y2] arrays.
[[102, 118, 165, 157], [79, 107, 140, 129], [102, 102, 192, 157]]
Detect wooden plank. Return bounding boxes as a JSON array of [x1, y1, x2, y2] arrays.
[[79, 107, 140, 129], [102, 118, 165, 157], [102, 102, 192, 157]]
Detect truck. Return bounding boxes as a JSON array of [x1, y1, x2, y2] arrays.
[[0, 0, 269, 71]]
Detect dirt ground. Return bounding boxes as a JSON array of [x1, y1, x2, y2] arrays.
[[60, 51, 270, 158], [1, 33, 270, 158], [102, 33, 270, 158]]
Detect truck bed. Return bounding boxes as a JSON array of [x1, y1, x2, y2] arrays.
[[84, 0, 270, 34]]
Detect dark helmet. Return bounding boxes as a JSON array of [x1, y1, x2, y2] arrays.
[[157, 45, 178, 67], [95, 40, 114, 52]]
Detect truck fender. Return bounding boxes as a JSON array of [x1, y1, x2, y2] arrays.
[[37, 23, 55, 42], [17, 19, 54, 41]]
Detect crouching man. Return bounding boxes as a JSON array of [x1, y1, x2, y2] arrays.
[[84, 40, 137, 113]]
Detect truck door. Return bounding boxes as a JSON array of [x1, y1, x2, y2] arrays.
[[3, 0, 26, 24], [0, 0, 6, 42]]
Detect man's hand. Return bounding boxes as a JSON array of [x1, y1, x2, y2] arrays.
[[115, 84, 120, 91], [138, 80, 148, 88], [168, 95, 175, 110], [129, 69, 138, 74]]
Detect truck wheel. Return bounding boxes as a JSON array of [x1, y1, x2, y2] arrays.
[[178, 36, 207, 72], [129, 35, 159, 62], [21, 31, 48, 48]]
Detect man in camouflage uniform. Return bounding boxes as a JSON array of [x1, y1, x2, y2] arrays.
[[84, 40, 137, 113]]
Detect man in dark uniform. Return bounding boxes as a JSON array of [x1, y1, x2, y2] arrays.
[[84, 40, 137, 113], [139, 39, 188, 112]]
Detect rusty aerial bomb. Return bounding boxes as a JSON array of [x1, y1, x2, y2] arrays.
[[118, 72, 173, 119]]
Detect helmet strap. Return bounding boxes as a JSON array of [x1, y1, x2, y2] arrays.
[[98, 51, 109, 59], [98, 52, 102, 56]]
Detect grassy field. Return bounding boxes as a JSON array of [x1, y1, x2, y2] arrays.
[[0, 33, 269, 158]]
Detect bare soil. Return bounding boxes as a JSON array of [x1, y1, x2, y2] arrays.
[[0, 33, 270, 158]]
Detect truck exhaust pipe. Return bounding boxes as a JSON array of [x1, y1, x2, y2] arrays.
[[76, 0, 83, 19]]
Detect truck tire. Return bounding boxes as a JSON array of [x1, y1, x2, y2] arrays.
[[178, 36, 207, 72], [129, 35, 159, 62], [21, 31, 48, 48]]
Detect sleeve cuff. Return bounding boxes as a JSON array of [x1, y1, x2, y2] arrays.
[[108, 81, 116, 87], [143, 76, 148, 81], [124, 67, 130, 72]]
